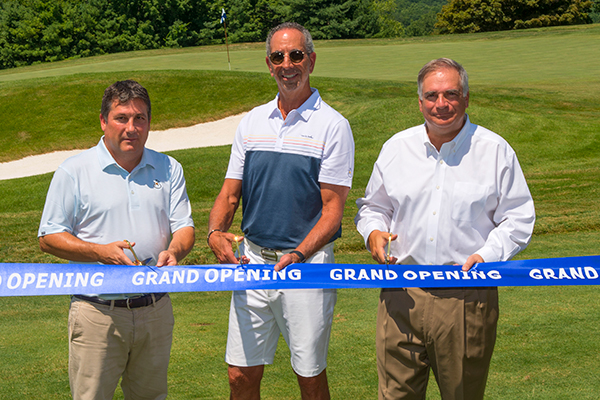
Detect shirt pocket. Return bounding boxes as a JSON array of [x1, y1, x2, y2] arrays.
[[451, 182, 489, 222]]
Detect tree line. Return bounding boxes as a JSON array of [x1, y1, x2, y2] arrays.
[[0, 0, 596, 70]]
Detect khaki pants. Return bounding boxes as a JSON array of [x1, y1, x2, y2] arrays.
[[377, 287, 498, 400], [68, 295, 174, 400]]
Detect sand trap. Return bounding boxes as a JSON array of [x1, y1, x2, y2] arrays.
[[0, 113, 246, 181]]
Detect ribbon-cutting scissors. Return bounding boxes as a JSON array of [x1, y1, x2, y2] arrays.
[[233, 236, 245, 268], [124, 240, 152, 266], [385, 233, 392, 267]]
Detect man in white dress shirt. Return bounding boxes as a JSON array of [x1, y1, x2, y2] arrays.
[[355, 58, 535, 400]]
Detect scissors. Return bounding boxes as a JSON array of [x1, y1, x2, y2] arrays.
[[385, 233, 392, 267], [233, 236, 245, 268], [124, 240, 152, 266]]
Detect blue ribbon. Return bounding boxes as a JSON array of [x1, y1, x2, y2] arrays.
[[1, 256, 599, 297]]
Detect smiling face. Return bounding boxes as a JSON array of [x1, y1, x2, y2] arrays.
[[266, 28, 316, 106], [100, 98, 150, 172], [418, 67, 469, 148]]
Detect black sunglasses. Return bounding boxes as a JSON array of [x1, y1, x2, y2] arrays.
[[269, 50, 306, 65]]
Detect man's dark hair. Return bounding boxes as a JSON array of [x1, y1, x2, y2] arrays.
[[265, 22, 314, 55], [101, 80, 151, 120]]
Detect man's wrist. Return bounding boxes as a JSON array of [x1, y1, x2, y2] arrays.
[[206, 229, 223, 245], [289, 250, 306, 263]]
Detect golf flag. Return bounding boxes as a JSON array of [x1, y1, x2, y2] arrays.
[[221, 8, 231, 70]]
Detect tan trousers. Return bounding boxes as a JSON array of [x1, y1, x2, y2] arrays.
[[377, 287, 498, 400], [68, 295, 174, 400]]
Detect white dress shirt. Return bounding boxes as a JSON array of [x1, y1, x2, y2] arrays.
[[355, 116, 535, 265]]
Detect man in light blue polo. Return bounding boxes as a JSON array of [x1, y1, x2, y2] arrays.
[[38, 80, 195, 400], [207, 22, 354, 400]]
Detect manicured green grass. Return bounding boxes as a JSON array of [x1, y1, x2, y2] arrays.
[[1, 25, 600, 399], [2, 24, 599, 164], [0, 24, 598, 89], [0, 71, 277, 162]]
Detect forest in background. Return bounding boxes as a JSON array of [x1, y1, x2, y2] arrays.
[[1, 0, 597, 69]]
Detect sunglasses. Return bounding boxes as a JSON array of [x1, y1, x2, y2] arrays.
[[269, 50, 306, 65]]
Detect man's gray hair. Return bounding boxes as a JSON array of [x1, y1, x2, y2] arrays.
[[101, 80, 151, 120], [417, 58, 469, 99], [266, 22, 314, 55]]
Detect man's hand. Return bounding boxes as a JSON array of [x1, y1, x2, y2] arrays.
[[99, 240, 137, 265], [274, 252, 304, 272], [39, 232, 135, 265], [208, 231, 248, 265], [462, 253, 484, 271], [155, 226, 195, 267], [156, 250, 178, 267], [367, 230, 398, 265]]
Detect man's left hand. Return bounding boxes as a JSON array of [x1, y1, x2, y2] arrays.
[[156, 250, 178, 267], [462, 253, 484, 271], [274, 252, 303, 272]]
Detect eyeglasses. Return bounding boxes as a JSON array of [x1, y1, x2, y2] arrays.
[[269, 50, 306, 65]]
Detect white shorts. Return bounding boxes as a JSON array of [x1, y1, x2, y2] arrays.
[[225, 239, 337, 377]]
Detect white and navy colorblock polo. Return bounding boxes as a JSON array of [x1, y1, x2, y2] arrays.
[[226, 89, 354, 250]]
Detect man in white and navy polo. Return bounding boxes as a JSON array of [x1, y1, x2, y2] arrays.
[[207, 22, 354, 400]]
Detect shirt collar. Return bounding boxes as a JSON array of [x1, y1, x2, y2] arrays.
[[422, 114, 472, 155], [96, 137, 153, 174], [269, 88, 320, 122]]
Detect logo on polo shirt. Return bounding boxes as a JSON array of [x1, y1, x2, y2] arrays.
[[153, 179, 162, 189]]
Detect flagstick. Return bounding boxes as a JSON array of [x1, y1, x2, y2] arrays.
[[224, 20, 231, 71]]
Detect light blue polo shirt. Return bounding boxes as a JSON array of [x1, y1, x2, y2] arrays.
[[39, 138, 194, 298], [226, 89, 354, 249]]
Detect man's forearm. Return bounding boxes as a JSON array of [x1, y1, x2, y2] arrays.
[[167, 226, 195, 262], [39, 232, 134, 265], [295, 183, 349, 259], [208, 179, 242, 232]]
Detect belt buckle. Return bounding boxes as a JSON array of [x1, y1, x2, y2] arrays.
[[261, 248, 279, 262]]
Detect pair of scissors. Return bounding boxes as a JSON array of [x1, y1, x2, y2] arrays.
[[124, 240, 152, 266], [233, 236, 245, 268], [385, 233, 392, 267]]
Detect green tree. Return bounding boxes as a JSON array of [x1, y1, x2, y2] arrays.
[[225, 0, 283, 44], [277, 0, 379, 39], [436, 0, 594, 34], [588, 0, 600, 21], [372, 0, 405, 37], [394, 0, 446, 36]]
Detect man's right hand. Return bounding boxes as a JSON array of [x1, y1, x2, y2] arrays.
[[367, 230, 398, 265], [39, 232, 135, 265], [96, 240, 138, 265], [208, 231, 248, 265]]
